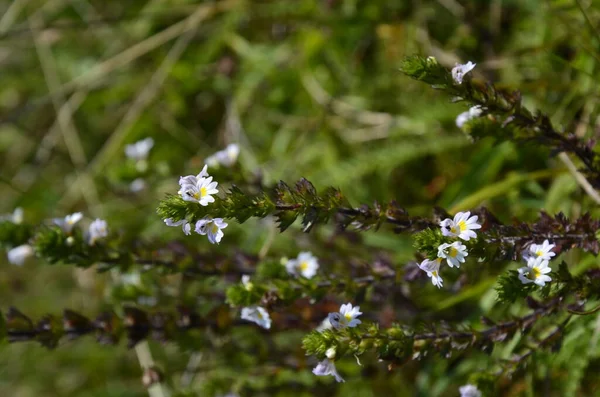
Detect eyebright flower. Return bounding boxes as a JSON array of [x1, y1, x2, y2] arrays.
[[440, 211, 481, 241], [125, 137, 154, 161], [316, 317, 333, 332], [419, 258, 443, 288], [452, 61, 476, 84], [240, 306, 271, 329], [437, 241, 468, 268], [456, 105, 483, 128], [0, 207, 23, 224], [195, 217, 228, 244], [7, 244, 34, 266], [178, 171, 219, 206], [164, 218, 191, 235], [53, 212, 83, 234], [312, 359, 344, 383], [328, 303, 362, 329], [205, 144, 240, 168], [241, 275, 253, 290], [518, 257, 552, 287], [523, 239, 555, 261], [88, 219, 108, 245], [285, 251, 319, 279], [459, 384, 482, 397]]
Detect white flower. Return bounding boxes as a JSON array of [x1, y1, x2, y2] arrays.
[[456, 105, 483, 128], [459, 384, 482, 397], [328, 303, 362, 329], [285, 251, 319, 279], [241, 275, 253, 290], [88, 218, 108, 245], [437, 241, 468, 268], [316, 317, 333, 332], [440, 211, 482, 241], [241, 306, 271, 329], [195, 217, 228, 244], [130, 178, 146, 192], [419, 258, 443, 288], [325, 347, 337, 359], [518, 256, 552, 287], [7, 244, 33, 266], [312, 359, 344, 383], [206, 144, 240, 168], [452, 61, 476, 84], [53, 212, 83, 233], [125, 137, 154, 161], [1, 208, 23, 224], [178, 173, 219, 206], [523, 239, 555, 262], [164, 218, 191, 235]]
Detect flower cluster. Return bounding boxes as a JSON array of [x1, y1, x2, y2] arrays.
[[239, 275, 272, 329], [163, 164, 228, 244], [419, 211, 481, 288], [285, 251, 319, 279], [517, 240, 555, 287], [205, 144, 240, 168], [312, 303, 363, 383]]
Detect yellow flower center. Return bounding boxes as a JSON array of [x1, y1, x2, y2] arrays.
[[449, 247, 458, 257], [299, 261, 309, 271], [458, 220, 467, 232], [200, 187, 207, 197], [344, 313, 353, 321], [536, 250, 543, 257], [211, 224, 219, 234], [257, 311, 263, 319], [531, 267, 541, 279], [432, 270, 438, 277]]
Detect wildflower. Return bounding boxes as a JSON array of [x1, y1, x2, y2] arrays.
[[53, 212, 83, 234], [452, 61, 476, 84], [437, 241, 468, 268], [440, 211, 481, 241], [285, 251, 319, 279], [523, 239, 555, 261], [328, 303, 362, 329], [241, 306, 271, 329], [241, 275, 254, 291], [178, 173, 219, 206], [125, 137, 154, 161], [325, 347, 337, 359], [518, 256, 552, 287], [312, 359, 344, 383], [205, 144, 240, 168], [130, 178, 146, 192], [164, 218, 192, 235], [316, 317, 333, 332], [195, 217, 228, 244], [459, 384, 482, 397], [88, 219, 108, 245], [0, 207, 23, 224], [456, 105, 483, 128], [419, 258, 443, 288], [7, 244, 34, 266]]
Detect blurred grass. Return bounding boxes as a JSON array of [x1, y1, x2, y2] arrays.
[[1, 0, 600, 395]]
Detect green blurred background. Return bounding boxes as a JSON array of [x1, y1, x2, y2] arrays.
[[1, 0, 600, 395]]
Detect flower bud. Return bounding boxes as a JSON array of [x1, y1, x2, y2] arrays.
[[326, 346, 336, 359]]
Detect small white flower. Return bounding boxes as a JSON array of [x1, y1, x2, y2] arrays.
[[312, 359, 344, 383], [205, 144, 240, 168], [179, 175, 219, 206], [316, 317, 333, 332], [164, 218, 191, 235], [440, 211, 482, 241], [452, 61, 476, 84], [241, 275, 253, 290], [130, 178, 146, 192], [325, 347, 337, 359], [285, 251, 319, 279], [241, 306, 271, 329], [1, 208, 24, 224], [459, 384, 482, 397], [53, 212, 83, 234], [518, 256, 552, 287], [7, 244, 34, 266], [456, 105, 483, 128], [125, 137, 154, 161], [437, 241, 468, 268], [328, 303, 362, 329], [88, 218, 108, 245], [523, 239, 555, 261], [419, 258, 443, 288], [195, 217, 228, 244]]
